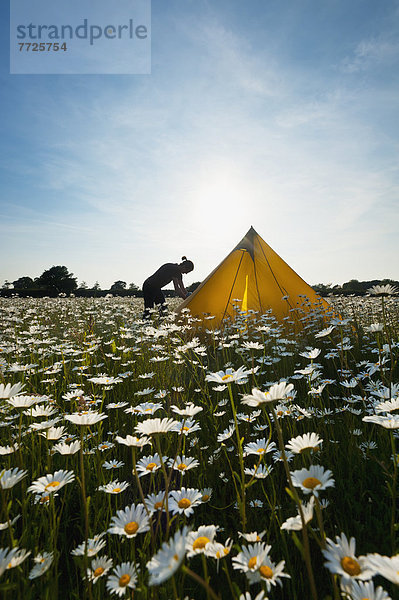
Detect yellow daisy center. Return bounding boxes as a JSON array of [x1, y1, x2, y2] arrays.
[[182, 426, 190, 431], [302, 477, 321, 489], [202, 494, 209, 502], [260, 565, 273, 579], [119, 574, 131, 587], [177, 463, 187, 471], [112, 488, 121, 493], [341, 556, 361, 576], [40, 495, 50, 503], [193, 536, 210, 550], [173, 554, 179, 561], [256, 448, 266, 453], [124, 521, 139, 535], [248, 557, 257, 569], [222, 374, 233, 381], [146, 462, 157, 471], [93, 567, 104, 577], [45, 480, 60, 490], [154, 501, 164, 510], [178, 498, 191, 509]]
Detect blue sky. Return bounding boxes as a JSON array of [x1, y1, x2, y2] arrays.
[[1, 0, 398, 289]]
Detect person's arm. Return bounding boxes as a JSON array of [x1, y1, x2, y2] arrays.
[[173, 277, 187, 299]]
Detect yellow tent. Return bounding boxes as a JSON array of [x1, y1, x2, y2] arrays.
[[177, 226, 332, 326]]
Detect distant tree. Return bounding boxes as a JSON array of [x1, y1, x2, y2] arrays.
[[13, 276, 35, 290], [2, 280, 12, 289], [128, 282, 139, 291], [36, 266, 78, 294], [79, 281, 88, 289], [342, 279, 364, 293], [110, 281, 127, 292], [92, 281, 101, 291]]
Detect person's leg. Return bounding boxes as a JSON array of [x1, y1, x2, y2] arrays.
[[143, 282, 155, 319], [153, 289, 167, 315]]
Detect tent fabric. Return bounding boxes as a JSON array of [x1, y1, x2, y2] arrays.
[[176, 226, 332, 326]]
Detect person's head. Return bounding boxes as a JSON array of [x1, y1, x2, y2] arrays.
[[179, 256, 194, 274]]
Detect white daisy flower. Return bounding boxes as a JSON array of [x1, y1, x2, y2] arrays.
[[171, 403, 203, 417], [135, 417, 179, 436], [0, 468, 28, 489], [103, 460, 124, 470], [217, 425, 235, 443], [71, 534, 106, 557], [87, 556, 113, 583], [285, 432, 323, 454], [39, 426, 66, 440], [0, 547, 18, 577], [290, 465, 335, 497], [363, 415, 399, 429], [281, 497, 315, 531], [0, 515, 20, 531], [299, 348, 321, 360], [29, 551, 54, 579], [200, 488, 212, 503], [106, 562, 137, 596], [246, 553, 290, 589], [244, 464, 273, 479], [52, 441, 81, 455], [168, 487, 202, 517], [323, 533, 375, 581], [6, 548, 31, 569], [147, 526, 189, 585], [244, 439, 276, 457], [27, 470, 75, 495], [145, 491, 167, 514], [241, 382, 294, 407], [7, 395, 41, 408], [0, 382, 25, 399], [135, 454, 165, 477], [171, 419, 202, 436], [186, 525, 218, 557], [205, 366, 251, 384], [340, 579, 392, 600], [206, 538, 233, 561], [232, 542, 271, 574], [375, 398, 399, 413], [108, 503, 150, 538], [315, 326, 335, 338], [169, 455, 200, 474], [0, 444, 18, 455], [115, 435, 150, 448], [238, 531, 266, 543], [98, 481, 129, 494], [367, 553, 399, 585], [64, 411, 107, 426]]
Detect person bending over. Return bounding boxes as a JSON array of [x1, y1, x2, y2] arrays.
[[142, 256, 194, 318]]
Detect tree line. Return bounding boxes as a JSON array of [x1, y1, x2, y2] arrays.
[[0, 266, 202, 297]]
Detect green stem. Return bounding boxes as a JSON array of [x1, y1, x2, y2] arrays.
[[271, 407, 318, 600], [181, 566, 220, 600]]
